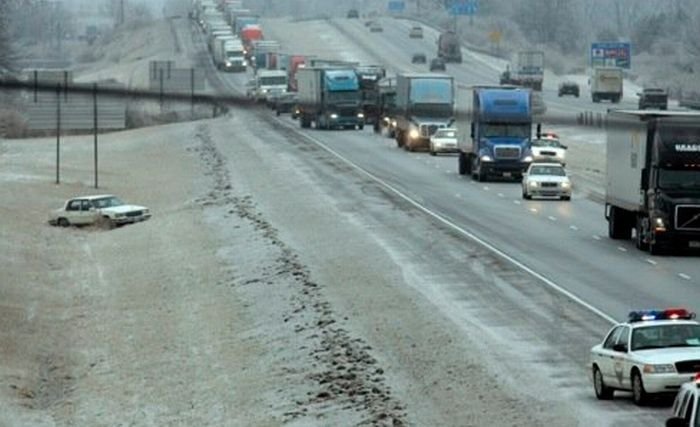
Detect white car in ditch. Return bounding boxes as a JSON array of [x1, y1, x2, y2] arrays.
[[521, 163, 571, 200], [49, 194, 151, 228], [590, 308, 700, 406]]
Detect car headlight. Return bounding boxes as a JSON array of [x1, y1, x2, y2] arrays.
[[391, 120, 397, 127], [643, 364, 676, 374], [357, 113, 364, 118], [528, 181, 538, 188], [409, 129, 420, 139], [225, 61, 231, 66], [561, 181, 571, 189], [330, 113, 338, 119], [523, 155, 534, 162], [261, 89, 268, 93], [480, 155, 493, 162]]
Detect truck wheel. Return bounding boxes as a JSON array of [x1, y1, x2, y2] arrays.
[[608, 206, 632, 239], [635, 217, 649, 251], [458, 152, 467, 175], [649, 241, 665, 256]]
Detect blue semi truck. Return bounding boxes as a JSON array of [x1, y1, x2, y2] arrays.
[[296, 66, 365, 130], [458, 87, 535, 181]]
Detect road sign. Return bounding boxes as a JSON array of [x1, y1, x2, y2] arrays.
[[591, 42, 631, 69], [387, 1, 405, 12], [446, 0, 478, 16]]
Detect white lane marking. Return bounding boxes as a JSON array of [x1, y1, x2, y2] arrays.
[[617, 246, 627, 252], [646, 259, 657, 265], [482, 186, 489, 191], [529, 208, 537, 213], [497, 193, 504, 198], [445, 169, 452, 174], [569, 225, 579, 231], [548, 216, 557, 222], [513, 200, 521, 205], [455, 193, 462, 198], [593, 235, 601, 240], [679, 273, 692, 281], [271, 116, 617, 324]]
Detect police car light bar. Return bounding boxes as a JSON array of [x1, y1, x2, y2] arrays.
[[628, 308, 696, 322]]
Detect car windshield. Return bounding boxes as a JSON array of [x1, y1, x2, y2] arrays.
[[532, 138, 561, 148], [259, 76, 286, 86], [631, 324, 700, 350], [481, 124, 531, 138], [529, 166, 566, 176], [93, 197, 124, 208], [435, 130, 456, 138]]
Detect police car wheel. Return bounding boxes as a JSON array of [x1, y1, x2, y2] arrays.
[[593, 366, 614, 400], [632, 370, 649, 406]]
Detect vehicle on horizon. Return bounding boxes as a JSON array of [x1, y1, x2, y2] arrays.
[[274, 92, 299, 117], [429, 57, 446, 72], [521, 163, 571, 200], [411, 53, 427, 64], [409, 25, 423, 39], [437, 30, 462, 63], [591, 66, 623, 103], [590, 308, 700, 406], [347, 9, 359, 18], [48, 195, 151, 228], [558, 81, 580, 97], [638, 88, 668, 110], [369, 21, 383, 32]]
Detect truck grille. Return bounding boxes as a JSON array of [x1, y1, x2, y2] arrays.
[[675, 360, 700, 374], [420, 124, 440, 138], [675, 205, 700, 231], [494, 146, 521, 159], [339, 107, 357, 117]]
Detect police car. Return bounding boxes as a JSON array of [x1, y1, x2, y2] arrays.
[[530, 132, 567, 166], [590, 308, 700, 406], [666, 373, 700, 427]]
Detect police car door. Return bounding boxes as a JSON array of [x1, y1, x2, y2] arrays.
[[614, 326, 632, 389], [598, 326, 623, 384]]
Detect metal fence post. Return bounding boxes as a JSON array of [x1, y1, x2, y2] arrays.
[[56, 83, 61, 184], [93, 83, 99, 189]]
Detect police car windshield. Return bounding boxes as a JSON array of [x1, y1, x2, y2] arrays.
[[532, 139, 561, 148], [631, 324, 700, 351], [530, 166, 565, 176]]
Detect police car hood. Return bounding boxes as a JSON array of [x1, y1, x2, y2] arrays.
[[632, 346, 700, 364]]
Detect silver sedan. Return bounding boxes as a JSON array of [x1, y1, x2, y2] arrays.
[[522, 163, 572, 201]]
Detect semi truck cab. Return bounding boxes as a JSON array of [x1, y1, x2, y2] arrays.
[[458, 87, 534, 181], [606, 111, 700, 254]]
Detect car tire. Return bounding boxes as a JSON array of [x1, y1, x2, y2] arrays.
[[97, 216, 115, 230], [57, 217, 70, 227], [561, 195, 571, 201], [635, 217, 649, 251], [522, 191, 531, 200], [631, 370, 649, 406], [458, 152, 467, 175], [593, 366, 614, 400]]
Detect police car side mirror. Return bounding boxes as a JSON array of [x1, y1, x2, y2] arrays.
[[612, 343, 628, 353], [665, 417, 688, 427], [561, 145, 568, 150]]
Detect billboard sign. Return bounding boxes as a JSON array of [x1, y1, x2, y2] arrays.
[[591, 42, 631, 69]]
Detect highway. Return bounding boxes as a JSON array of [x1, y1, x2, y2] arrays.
[[187, 15, 700, 424], [254, 16, 700, 318]]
